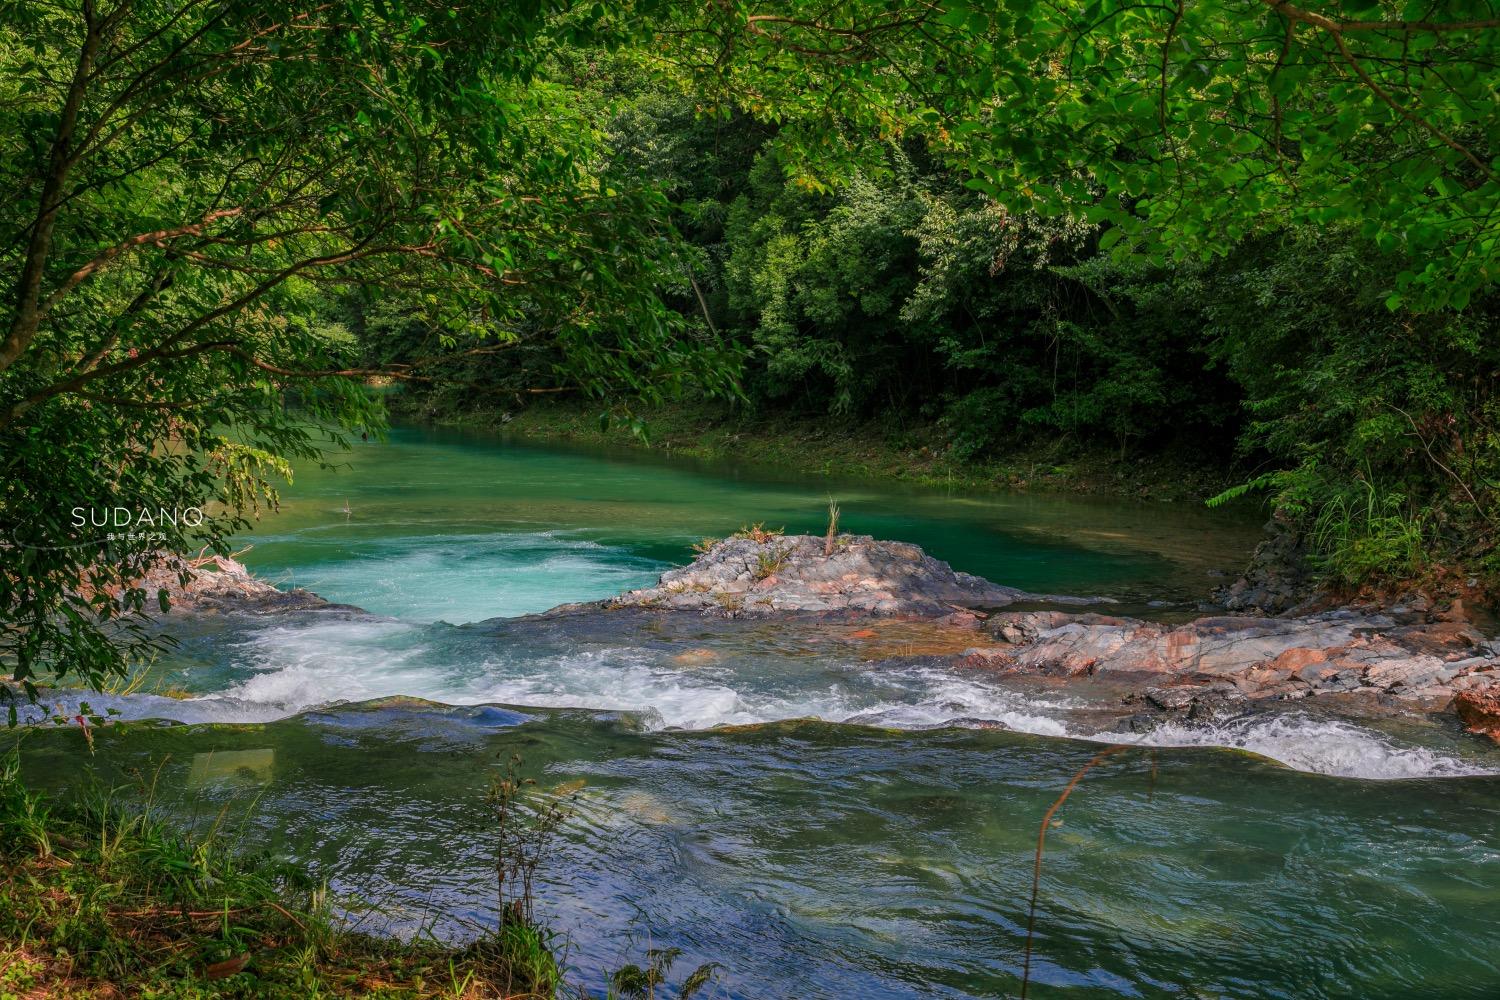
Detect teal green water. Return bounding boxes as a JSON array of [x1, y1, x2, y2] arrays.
[[236, 425, 1262, 622], [21, 425, 1500, 998], [16, 706, 1500, 998]]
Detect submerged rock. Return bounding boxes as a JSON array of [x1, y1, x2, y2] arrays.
[[612, 533, 1034, 616]]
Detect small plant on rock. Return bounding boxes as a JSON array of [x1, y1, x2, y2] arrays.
[[711, 591, 745, 614], [824, 497, 840, 557], [754, 545, 791, 580], [732, 522, 783, 544]]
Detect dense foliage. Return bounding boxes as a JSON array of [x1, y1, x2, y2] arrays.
[[709, 154, 1500, 587], [678, 0, 1498, 312], [3, 1, 1498, 696], [446, 31, 1500, 592], [645, 1, 1500, 591], [0, 2, 736, 694]]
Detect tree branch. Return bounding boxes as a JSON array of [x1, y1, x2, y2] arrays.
[[36, 208, 244, 320], [1, 6, 102, 374]]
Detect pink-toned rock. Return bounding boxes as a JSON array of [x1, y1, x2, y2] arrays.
[[1455, 685, 1500, 744], [1011, 622, 1136, 676], [960, 647, 1016, 670], [967, 606, 1500, 728], [1269, 646, 1330, 672]]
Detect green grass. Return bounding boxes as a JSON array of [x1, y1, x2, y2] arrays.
[[0, 753, 713, 999], [1310, 482, 1427, 589]]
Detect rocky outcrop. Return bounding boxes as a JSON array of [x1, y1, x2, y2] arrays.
[[612, 534, 1046, 616], [603, 532, 1500, 736], [960, 608, 1500, 717], [1216, 517, 1323, 614], [1455, 685, 1500, 745], [123, 554, 329, 614]]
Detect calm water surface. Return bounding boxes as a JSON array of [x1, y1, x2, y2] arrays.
[[237, 425, 1263, 619]]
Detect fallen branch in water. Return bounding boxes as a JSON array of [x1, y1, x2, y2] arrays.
[[186, 543, 254, 569], [1021, 744, 1132, 999]]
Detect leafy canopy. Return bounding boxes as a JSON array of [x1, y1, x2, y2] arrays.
[[0, 0, 736, 695], [671, 1, 1498, 310]]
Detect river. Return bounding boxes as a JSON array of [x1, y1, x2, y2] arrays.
[[15, 425, 1500, 998]]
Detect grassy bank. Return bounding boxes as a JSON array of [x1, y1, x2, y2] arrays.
[[393, 396, 1240, 503], [0, 757, 560, 999], [0, 753, 708, 1000]]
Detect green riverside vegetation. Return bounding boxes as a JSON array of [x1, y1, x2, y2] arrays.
[[4, 4, 1496, 993], [0, 750, 713, 999], [391, 32, 1500, 599], [0, 752, 548, 998], [2, 2, 1497, 723]]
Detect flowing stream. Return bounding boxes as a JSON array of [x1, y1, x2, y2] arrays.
[[16, 425, 1500, 998]]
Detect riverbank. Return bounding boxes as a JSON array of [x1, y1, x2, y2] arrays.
[[0, 754, 562, 999], [391, 396, 1241, 503]]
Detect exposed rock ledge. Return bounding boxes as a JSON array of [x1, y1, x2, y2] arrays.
[[602, 532, 1500, 740], [960, 609, 1500, 742], [144, 538, 1500, 744], [128, 554, 330, 614], [611, 534, 1063, 616]]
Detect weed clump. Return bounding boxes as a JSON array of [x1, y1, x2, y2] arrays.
[[753, 545, 791, 580], [731, 522, 783, 544], [823, 498, 840, 557]]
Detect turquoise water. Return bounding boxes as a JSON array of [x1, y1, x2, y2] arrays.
[[235, 425, 1260, 622], [19, 424, 1500, 998]]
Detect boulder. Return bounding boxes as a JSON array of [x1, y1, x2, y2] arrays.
[[613, 534, 1037, 616], [966, 607, 1500, 728], [123, 554, 329, 614], [1455, 684, 1500, 744]]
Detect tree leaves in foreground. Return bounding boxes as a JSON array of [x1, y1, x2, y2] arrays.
[[0, 0, 738, 693], [6, 0, 1499, 694], [674, 0, 1497, 311]]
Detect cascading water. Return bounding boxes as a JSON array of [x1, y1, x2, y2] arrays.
[[16, 425, 1500, 998]]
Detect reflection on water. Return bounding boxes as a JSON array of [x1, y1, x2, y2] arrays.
[[14, 706, 1500, 999]]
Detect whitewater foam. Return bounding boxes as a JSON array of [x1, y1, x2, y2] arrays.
[[1100, 713, 1494, 780], [254, 530, 663, 623], [36, 587, 1497, 781]]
